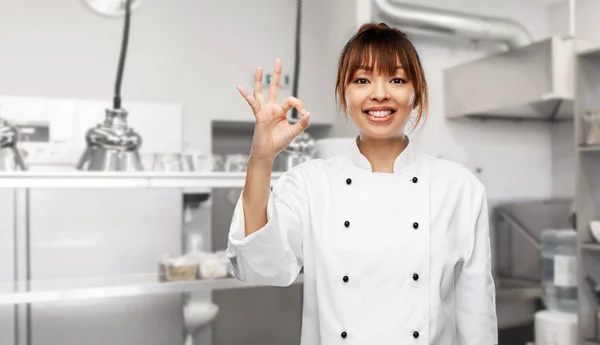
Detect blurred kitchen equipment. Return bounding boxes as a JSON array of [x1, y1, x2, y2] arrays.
[[585, 276, 600, 341], [493, 199, 572, 328], [590, 221, 600, 243], [444, 37, 573, 121], [225, 154, 248, 172], [183, 298, 219, 345], [273, 131, 315, 172], [0, 116, 27, 171], [584, 110, 600, 146], [0, 95, 184, 345], [541, 228, 578, 313], [83, 0, 143, 16], [159, 255, 198, 282], [211, 154, 225, 172], [585, 276, 600, 305], [223, 154, 248, 206], [314, 137, 354, 159], [154, 153, 182, 172], [181, 153, 194, 172], [76, 108, 143, 171], [77, 0, 144, 171], [535, 310, 578, 345]]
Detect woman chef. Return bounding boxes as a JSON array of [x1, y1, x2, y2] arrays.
[[226, 23, 498, 345]]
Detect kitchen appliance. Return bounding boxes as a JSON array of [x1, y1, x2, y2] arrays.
[[0, 95, 184, 345], [77, 0, 144, 171], [76, 108, 143, 171], [535, 310, 578, 345], [444, 36, 575, 121], [0, 116, 27, 171]]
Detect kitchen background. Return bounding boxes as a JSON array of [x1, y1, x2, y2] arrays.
[[1, 0, 600, 344]]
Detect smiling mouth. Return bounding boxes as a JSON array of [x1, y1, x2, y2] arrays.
[[363, 110, 396, 118]]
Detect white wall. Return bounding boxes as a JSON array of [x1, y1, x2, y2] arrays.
[[571, 0, 600, 46], [325, 0, 574, 201]]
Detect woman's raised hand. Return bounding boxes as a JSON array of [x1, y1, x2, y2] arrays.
[[236, 59, 310, 161]]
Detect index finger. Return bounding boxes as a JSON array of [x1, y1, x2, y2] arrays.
[[268, 59, 282, 103]]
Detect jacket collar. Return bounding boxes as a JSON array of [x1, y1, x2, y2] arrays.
[[346, 135, 417, 174]]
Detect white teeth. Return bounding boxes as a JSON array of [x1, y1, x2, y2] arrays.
[[367, 110, 393, 117]]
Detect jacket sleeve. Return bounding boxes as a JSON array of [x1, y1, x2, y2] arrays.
[[456, 185, 498, 345], [225, 168, 309, 287]]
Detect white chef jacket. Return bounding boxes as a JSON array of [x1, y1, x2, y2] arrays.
[[226, 136, 498, 345]]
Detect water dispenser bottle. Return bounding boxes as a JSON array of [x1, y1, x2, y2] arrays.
[[541, 228, 578, 313]]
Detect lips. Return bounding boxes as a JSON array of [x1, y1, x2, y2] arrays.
[[364, 111, 395, 124]]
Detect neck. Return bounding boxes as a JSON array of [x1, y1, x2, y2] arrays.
[[357, 134, 408, 173]]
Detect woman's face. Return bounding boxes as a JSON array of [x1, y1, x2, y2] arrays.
[[344, 63, 416, 140]]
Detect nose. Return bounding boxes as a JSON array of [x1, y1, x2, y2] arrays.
[[370, 80, 390, 102]]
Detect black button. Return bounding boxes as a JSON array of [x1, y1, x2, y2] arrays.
[[346, 178, 352, 185], [413, 273, 419, 281], [413, 331, 419, 338], [341, 331, 347, 339], [343, 275, 349, 283], [344, 221, 350, 228], [412, 177, 418, 183], [413, 222, 419, 229]]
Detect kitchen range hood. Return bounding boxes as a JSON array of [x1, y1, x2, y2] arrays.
[[366, 1, 574, 121], [444, 36, 574, 121]]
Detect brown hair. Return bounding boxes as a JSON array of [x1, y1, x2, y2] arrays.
[[335, 23, 428, 132]]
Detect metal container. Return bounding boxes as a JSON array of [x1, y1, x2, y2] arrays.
[[0, 117, 27, 171], [76, 108, 143, 171]]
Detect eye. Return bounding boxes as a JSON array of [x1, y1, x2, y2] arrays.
[[354, 78, 369, 84], [391, 78, 406, 84]]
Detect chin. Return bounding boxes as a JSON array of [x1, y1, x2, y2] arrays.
[[358, 122, 406, 138], [359, 128, 405, 140]]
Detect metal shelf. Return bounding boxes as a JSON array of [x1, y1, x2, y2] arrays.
[[579, 145, 600, 153], [0, 171, 283, 189], [0, 273, 304, 305], [575, 37, 600, 344], [582, 242, 600, 251]]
